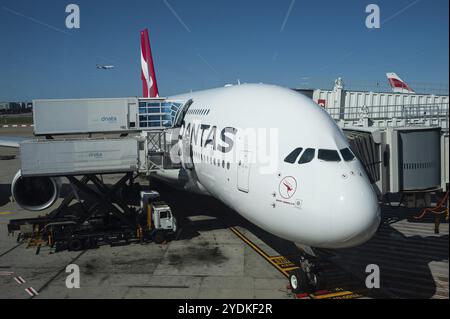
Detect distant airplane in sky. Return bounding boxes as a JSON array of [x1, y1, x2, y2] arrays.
[[96, 64, 115, 70]]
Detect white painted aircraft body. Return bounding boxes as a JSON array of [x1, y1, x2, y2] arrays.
[[153, 83, 381, 248]]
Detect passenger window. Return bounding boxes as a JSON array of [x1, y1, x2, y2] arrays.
[[284, 148, 303, 164], [318, 149, 341, 162], [298, 148, 315, 164], [340, 148, 355, 161]]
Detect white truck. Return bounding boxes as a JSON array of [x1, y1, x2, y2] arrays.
[[140, 191, 177, 244]]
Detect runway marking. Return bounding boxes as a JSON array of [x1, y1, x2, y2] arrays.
[[229, 226, 361, 299], [14, 276, 26, 284], [229, 227, 292, 276], [269, 256, 298, 272], [0, 125, 34, 128], [25, 287, 39, 297], [0, 271, 14, 276]]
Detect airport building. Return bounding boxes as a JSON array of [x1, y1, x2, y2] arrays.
[[0, 102, 32, 113]]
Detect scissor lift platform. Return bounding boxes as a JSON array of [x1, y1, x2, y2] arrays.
[[8, 172, 177, 253]]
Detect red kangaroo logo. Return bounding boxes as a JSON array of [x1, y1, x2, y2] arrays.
[[283, 181, 293, 193]]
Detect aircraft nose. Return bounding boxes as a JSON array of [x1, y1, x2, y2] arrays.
[[327, 174, 381, 248]]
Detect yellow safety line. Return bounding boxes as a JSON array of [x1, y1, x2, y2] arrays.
[[229, 227, 292, 277], [229, 226, 358, 300], [311, 291, 354, 299]]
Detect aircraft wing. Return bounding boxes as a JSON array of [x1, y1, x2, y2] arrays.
[[0, 136, 29, 148]]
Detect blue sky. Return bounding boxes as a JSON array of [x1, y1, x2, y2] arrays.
[[0, 0, 448, 100]]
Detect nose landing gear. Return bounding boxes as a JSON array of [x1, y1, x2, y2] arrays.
[[289, 256, 325, 294]]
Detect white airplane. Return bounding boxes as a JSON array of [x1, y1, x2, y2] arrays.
[[96, 64, 115, 70], [155, 83, 380, 248], [137, 28, 380, 250], [386, 72, 415, 94], [0, 28, 381, 292]]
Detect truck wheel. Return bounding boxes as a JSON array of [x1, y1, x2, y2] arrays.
[[153, 231, 166, 244], [68, 238, 83, 251], [289, 269, 309, 294]]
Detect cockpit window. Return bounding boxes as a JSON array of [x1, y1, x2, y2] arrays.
[[298, 148, 315, 164], [340, 148, 355, 161], [318, 149, 341, 162], [284, 148, 303, 164]]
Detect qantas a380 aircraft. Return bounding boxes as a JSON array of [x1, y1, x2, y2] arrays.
[[1, 29, 380, 290], [139, 28, 380, 250]]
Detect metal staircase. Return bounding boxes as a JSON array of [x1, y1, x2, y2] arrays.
[[141, 99, 193, 173], [146, 128, 182, 172]]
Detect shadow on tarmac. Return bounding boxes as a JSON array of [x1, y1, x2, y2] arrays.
[[152, 179, 449, 299]]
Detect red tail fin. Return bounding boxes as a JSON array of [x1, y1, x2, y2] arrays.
[[140, 28, 159, 98], [386, 72, 415, 94]]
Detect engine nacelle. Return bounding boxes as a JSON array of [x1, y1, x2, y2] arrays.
[[11, 170, 61, 211]]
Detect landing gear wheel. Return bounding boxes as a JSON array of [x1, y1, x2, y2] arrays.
[[153, 231, 166, 244], [289, 269, 309, 294], [307, 271, 326, 291], [297, 255, 326, 293]]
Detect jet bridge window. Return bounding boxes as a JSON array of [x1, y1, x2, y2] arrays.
[[298, 148, 315, 164], [138, 101, 183, 128], [340, 148, 355, 161], [318, 149, 341, 162], [284, 148, 303, 164]]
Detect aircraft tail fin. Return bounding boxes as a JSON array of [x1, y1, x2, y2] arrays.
[[140, 28, 159, 98], [386, 72, 415, 94]]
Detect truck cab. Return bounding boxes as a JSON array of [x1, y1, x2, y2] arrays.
[[140, 191, 177, 244], [152, 201, 177, 233]]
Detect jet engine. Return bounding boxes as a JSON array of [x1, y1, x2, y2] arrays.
[[11, 170, 61, 211]]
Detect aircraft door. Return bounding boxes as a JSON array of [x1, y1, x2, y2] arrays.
[[237, 150, 251, 193]]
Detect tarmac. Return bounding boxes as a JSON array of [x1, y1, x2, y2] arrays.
[[0, 127, 448, 299]]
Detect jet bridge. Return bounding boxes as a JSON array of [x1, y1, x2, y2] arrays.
[[33, 98, 184, 135], [342, 125, 447, 212], [343, 126, 443, 195], [31, 97, 191, 173]]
